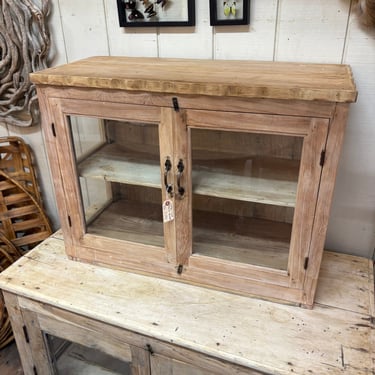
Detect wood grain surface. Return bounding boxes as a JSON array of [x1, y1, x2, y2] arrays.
[[30, 56, 357, 102]]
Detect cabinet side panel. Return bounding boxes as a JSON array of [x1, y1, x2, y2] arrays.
[[303, 104, 350, 307], [36, 88, 74, 250], [288, 119, 329, 289]]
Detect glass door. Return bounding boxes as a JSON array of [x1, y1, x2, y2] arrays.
[[185, 109, 329, 288], [69, 115, 165, 248], [190, 128, 300, 271], [50, 99, 180, 273], [45, 334, 147, 374]]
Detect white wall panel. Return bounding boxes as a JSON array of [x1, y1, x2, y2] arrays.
[[57, 0, 109, 61], [326, 12, 375, 258], [275, 0, 350, 63], [49, 0, 68, 66], [158, 1, 212, 59], [105, 0, 158, 57], [214, 0, 278, 61]]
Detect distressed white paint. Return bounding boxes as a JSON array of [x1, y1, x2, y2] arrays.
[[1, 0, 374, 258]]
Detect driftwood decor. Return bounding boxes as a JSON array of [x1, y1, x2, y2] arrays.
[[0, 0, 50, 127], [354, 0, 375, 27]]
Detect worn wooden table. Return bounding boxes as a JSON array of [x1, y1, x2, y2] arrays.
[[0, 233, 374, 374]]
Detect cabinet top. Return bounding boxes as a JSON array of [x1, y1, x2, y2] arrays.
[[30, 56, 357, 103]]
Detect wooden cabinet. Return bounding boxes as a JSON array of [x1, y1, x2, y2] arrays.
[[31, 57, 357, 307]]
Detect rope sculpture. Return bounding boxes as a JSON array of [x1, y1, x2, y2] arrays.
[[0, 0, 50, 127]]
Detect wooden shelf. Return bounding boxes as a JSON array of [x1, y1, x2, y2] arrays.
[[78, 143, 161, 189], [78, 143, 298, 207], [87, 200, 164, 248], [193, 210, 291, 270], [86, 199, 291, 270]]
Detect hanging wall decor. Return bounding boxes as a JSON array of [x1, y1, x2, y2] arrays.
[[0, 0, 50, 127], [117, 0, 195, 27], [209, 0, 249, 26]]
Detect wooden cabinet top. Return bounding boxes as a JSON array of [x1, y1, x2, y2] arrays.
[[30, 56, 357, 103]]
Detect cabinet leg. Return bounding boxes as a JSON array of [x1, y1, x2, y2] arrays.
[[3, 292, 56, 375]]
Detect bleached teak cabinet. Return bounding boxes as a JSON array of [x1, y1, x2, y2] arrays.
[[31, 57, 357, 307]]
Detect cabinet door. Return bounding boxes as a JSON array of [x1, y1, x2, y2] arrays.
[[49, 99, 178, 271], [182, 109, 329, 299], [150, 353, 261, 375], [45, 334, 149, 375]]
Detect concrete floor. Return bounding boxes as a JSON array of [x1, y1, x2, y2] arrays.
[[0, 341, 23, 375]]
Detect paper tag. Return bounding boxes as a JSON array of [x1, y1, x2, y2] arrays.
[[162, 199, 174, 223]]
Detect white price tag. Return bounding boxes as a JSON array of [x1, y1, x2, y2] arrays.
[[162, 199, 174, 223]]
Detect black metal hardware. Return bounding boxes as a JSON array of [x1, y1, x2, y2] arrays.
[[172, 97, 179, 112], [51, 123, 56, 137], [164, 158, 173, 196], [304, 257, 309, 270], [177, 264, 183, 274], [177, 159, 185, 196], [320, 150, 326, 167], [33, 366, 38, 375], [23, 325, 30, 343], [146, 344, 154, 355], [67, 215, 72, 227]]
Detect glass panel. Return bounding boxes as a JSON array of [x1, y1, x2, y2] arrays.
[[69, 116, 164, 247], [191, 128, 303, 270], [45, 334, 132, 374]]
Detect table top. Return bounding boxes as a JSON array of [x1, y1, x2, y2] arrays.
[[30, 56, 357, 103], [0, 233, 373, 374]]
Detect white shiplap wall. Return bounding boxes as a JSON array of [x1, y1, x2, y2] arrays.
[[1, 0, 374, 258]]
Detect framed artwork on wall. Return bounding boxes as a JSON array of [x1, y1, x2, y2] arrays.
[[209, 0, 250, 26], [117, 0, 195, 27]]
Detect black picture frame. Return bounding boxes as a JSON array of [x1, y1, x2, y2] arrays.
[[117, 0, 195, 28], [209, 0, 250, 26]]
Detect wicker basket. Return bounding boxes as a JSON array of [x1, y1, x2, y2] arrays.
[[0, 169, 52, 253], [0, 232, 22, 349], [0, 137, 52, 348], [0, 136, 42, 204]]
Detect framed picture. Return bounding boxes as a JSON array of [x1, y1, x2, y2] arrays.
[[117, 0, 195, 27], [209, 0, 250, 26]]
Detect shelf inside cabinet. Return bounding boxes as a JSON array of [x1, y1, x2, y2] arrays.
[[86, 198, 291, 270], [87, 200, 164, 247], [78, 143, 161, 189], [193, 210, 291, 270], [78, 143, 298, 207]]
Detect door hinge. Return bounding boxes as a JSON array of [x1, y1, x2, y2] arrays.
[[23, 325, 30, 343], [146, 344, 154, 355], [177, 264, 183, 274], [320, 150, 326, 167], [172, 97, 179, 112], [67, 215, 72, 227], [51, 123, 56, 137], [304, 257, 309, 270]]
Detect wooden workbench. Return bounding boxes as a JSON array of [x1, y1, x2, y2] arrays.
[[0, 233, 374, 374]]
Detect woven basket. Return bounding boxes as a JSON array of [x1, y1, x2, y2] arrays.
[[0, 232, 22, 349], [0, 137, 52, 348], [0, 169, 52, 253], [0, 136, 42, 204]]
